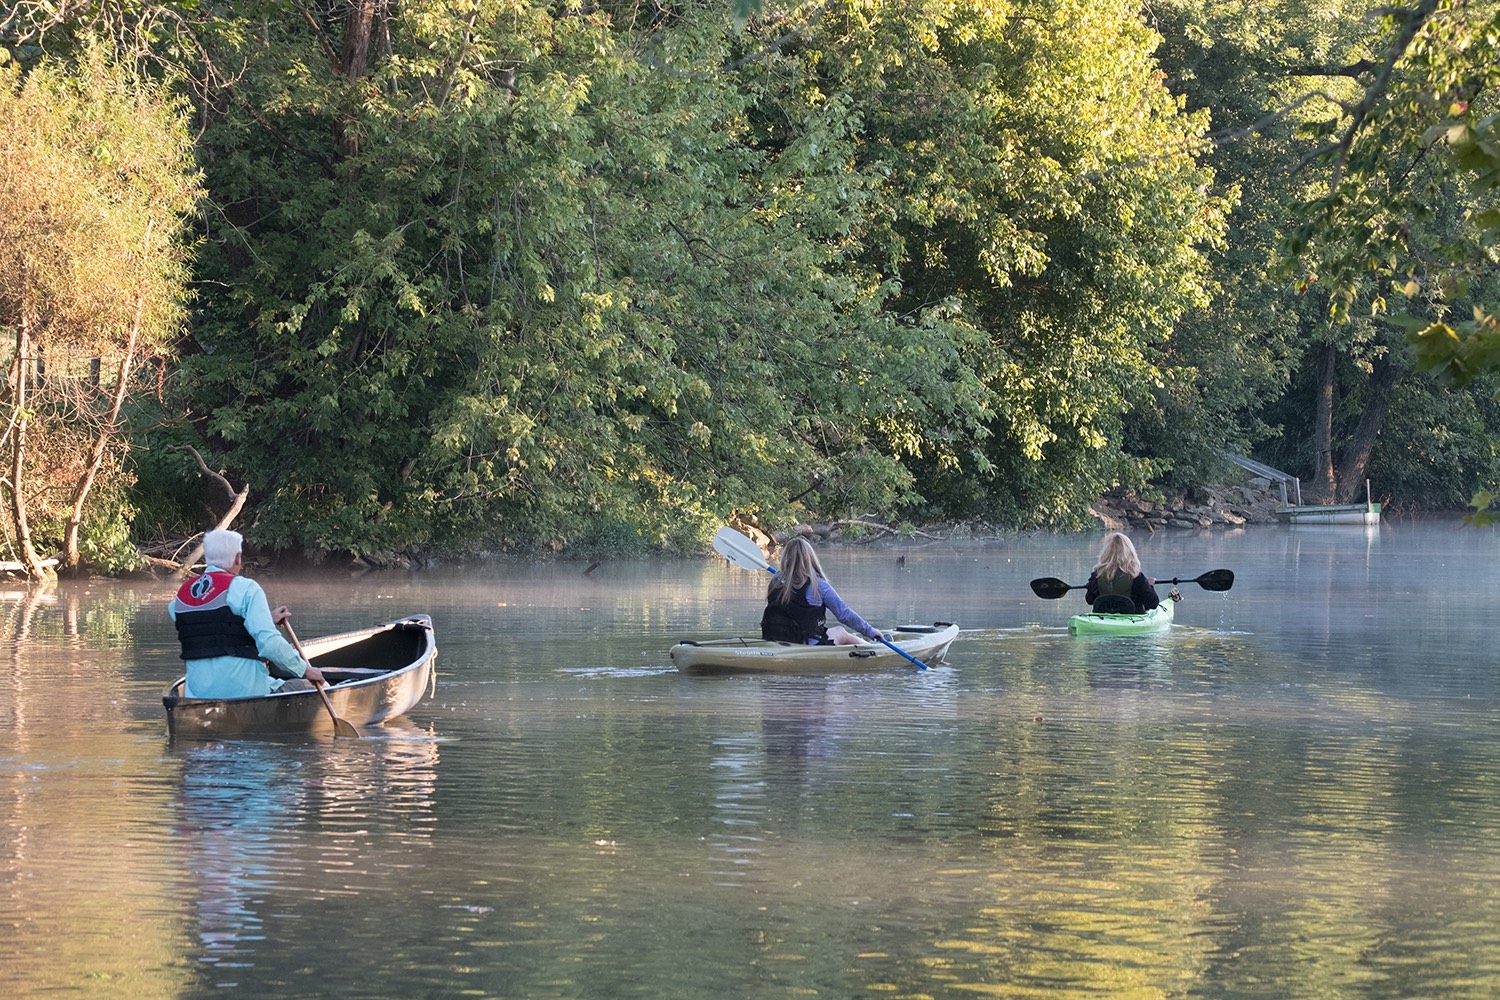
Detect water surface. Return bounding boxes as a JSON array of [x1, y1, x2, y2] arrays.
[[3, 518, 1498, 997]]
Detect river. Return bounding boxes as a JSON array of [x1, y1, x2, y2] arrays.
[[2, 517, 1498, 998]]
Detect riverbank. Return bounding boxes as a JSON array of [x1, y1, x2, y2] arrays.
[[779, 477, 1289, 548], [1089, 477, 1287, 532]]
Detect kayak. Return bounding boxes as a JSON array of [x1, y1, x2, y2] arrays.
[[1068, 598, 1175, 637], [670, 622, 959, 675], [162, 614, 436, 738]]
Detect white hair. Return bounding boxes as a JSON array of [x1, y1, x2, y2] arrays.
[[202, 529, 244, 568]]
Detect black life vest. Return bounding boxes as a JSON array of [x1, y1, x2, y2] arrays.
[[761, 580, 829, 644], [1095, 570, 1136, 598], [170, 571, 260, 660], [1093, 570, 1145, 613]]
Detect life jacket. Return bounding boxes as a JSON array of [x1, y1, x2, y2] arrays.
[[1094, 570, 1141, 613], [761, 580, 829, 644], [170, 571, 260, 660]]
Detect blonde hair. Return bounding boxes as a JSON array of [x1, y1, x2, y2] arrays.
[[1093, 531, 1141, 579], [769, 536, 827, 606]]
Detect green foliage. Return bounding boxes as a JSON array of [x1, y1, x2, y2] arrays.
[[0, 45, 201, 573], [727, 1, 1225, 528], [1281, 2, 1500, 381], [161, 0, 1001, 557], [1375, 370, 1500, 507], [1144, 1, 1378, 467], [77, 486, 144, 574], [35, 0, 1500, 562]]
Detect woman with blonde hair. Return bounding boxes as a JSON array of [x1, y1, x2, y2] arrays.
[[1084, 531, 1163, 614], [761, 536, 884, 646]]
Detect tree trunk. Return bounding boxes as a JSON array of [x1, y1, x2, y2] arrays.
[[341, 0, 375, 81], [334, 0, 377, 156], [61, 300, 143, 572], [1334, 354, 1401, 502], [6, 313, 52, 581], [1310, 342, 1338, 504]]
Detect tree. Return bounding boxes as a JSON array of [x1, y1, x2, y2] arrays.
[[1143, 0, 1500, 508], [738, 0, 1224, 526], [97, 0, 995, 558], [1279, 1, 1500, 504], [0, 48, 201, 578]]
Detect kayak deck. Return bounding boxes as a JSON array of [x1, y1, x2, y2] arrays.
[[1068, 598, 1175, 636], [670, 622, 959, 675]]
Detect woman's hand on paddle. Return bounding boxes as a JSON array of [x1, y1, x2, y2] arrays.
[[303, 664, 327, 685], [271, 605, 291, 626]]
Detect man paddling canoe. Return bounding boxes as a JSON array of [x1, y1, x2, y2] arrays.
[[169, 529, 326, 698]]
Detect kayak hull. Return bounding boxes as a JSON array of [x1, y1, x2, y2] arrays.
[[671, 622, 959, 675], [1068, 599, 1175, 636]]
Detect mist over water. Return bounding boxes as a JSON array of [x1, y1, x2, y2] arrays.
[[4, 517, 1499, 997]]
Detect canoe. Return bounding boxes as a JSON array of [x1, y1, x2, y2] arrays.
[[162, 614, 436, 738], [1068, 599, 1174, 637], [670, 622, 959, 675]]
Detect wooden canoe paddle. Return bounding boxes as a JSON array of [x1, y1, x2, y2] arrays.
[[283, 619, 360, 738]]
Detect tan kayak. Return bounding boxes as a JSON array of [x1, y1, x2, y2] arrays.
[[670, 622, 958, 675]]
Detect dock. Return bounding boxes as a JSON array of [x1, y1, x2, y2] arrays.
[[1220, 453, 1381, 525]]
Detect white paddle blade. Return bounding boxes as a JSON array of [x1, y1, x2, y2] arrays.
[[712, 527, 773, 573]]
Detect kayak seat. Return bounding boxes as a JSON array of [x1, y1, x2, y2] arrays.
[[1090, 594, 1138, 615]]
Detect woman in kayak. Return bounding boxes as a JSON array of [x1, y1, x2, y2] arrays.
[[761, 535, 885, 645], [1084, 531, 1165, 614]]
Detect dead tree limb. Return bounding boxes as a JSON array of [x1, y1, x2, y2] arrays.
[[166, 445, 249, 576]]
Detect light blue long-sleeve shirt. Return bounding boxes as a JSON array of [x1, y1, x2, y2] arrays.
[[805, 579, 881, 643], [170, 566, 307, 698]]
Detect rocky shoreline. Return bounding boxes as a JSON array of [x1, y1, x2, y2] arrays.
[[1089, 477, 1287, 532], [748, 477, 1290, 551]]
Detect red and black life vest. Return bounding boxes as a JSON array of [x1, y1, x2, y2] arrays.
[[760, 581, 829, 644], [170, 571, 259, 660]]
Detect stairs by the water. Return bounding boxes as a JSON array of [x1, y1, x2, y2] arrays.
[[1219, 452, 1301, 507]]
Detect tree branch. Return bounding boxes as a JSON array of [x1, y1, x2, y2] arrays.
[[166, 445, 250, 576], [1322, 0, 1441, 195]]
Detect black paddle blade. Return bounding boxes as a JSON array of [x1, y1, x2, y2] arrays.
[[1161, 568, 1235, 590], [1029, 577, 1079, 600], [1195, 568, 1234, 591]]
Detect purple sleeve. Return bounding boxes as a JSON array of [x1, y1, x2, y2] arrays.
[[814, 580, 880, 640]]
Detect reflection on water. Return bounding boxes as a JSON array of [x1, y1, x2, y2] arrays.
[[169, 724, 441, 989], [3, 519, 1500, 997], [174, 742, 304, 976]]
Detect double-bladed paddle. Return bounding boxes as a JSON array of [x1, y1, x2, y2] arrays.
[[710, 527, 930, 670], [283, 619, 361, 738], [1028, 568, 1235, 600]]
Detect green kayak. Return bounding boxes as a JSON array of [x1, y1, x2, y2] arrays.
[[1068, 596, 1176, 637]]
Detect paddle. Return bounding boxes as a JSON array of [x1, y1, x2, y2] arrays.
[[283, 620, 360, 738], [710, 527, 930, 670], [1028, 568, 1235, 601]]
